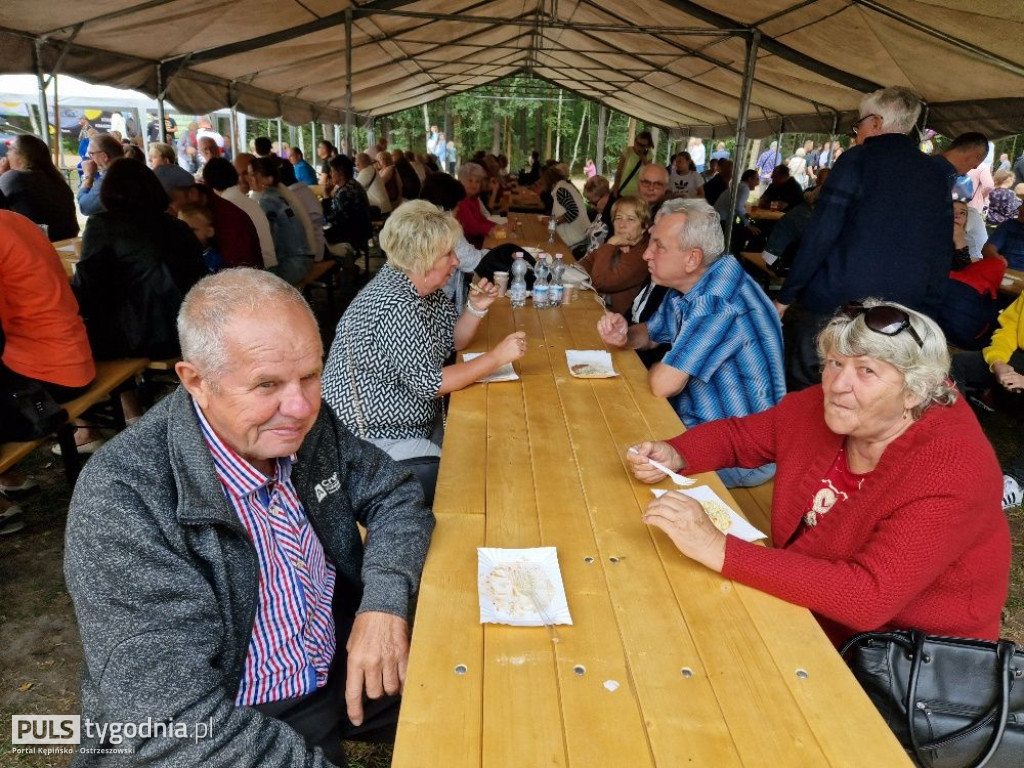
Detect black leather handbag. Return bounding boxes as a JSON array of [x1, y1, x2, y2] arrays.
[[840, 630, 1024, 768], [0, 378, 68, 442]]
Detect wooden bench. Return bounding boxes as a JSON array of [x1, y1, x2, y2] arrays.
[[0, 358, 150, 481], [728, 479, 775, 546]]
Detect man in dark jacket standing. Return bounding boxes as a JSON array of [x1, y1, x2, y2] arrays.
[[65, 269, 434, 767], [774, 86, 952, 389]]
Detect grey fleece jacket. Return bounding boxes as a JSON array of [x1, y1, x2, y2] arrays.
[[64, 386, 434, 766]]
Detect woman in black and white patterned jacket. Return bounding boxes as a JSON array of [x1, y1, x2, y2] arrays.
[[322, 200, 526, 464]]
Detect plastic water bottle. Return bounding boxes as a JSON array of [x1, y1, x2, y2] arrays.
[[533, 254, 551, 308], [547, 215, 557, 244], [509, 252, 528, 308], [550, 254, 566, 306]]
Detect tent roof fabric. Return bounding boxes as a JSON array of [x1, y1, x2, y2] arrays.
[[1, 0, 1022, 137]]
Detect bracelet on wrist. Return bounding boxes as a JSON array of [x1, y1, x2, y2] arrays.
[[465, 299, 488, 318]]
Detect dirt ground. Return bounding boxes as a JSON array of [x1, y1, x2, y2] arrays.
[[2, 406, 1022, 767]]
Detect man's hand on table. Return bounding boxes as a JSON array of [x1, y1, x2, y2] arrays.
[[627, 441, 684, 484], [597, 312, 628, 347], [643, 491, 727, 573], [345, 611, 409, 726]]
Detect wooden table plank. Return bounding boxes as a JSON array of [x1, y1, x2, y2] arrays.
[[735, 586, 910, 766], [480, 369, 566, 768], [519, 371, 654, 767], [549, 359, 745, 767], [392, 513, 485, 766]]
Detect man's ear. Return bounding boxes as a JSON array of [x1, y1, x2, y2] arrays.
[[686, 248, 704, 273], [175, 360, 211, 409]]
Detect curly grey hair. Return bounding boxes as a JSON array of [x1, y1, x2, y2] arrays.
[[816, 298, 956, 419]]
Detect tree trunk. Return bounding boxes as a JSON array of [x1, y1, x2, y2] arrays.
[[422, 104, 430, 136], [554, 89, 564, 160], [626, 117, 637, 148], [504, 116, 513, 159], [544, 106, 553, 160], [519, 109, 528, 168], [747, 138, 761, 172], [584, 107, 592, 166], [535, 105, 544, 156], [491, 118, 502, 156], [569, 102, 587, 174], [596, 104, 607, 175], [651, 127, 660, 159]]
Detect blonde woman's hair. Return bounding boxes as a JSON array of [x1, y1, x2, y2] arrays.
[[610, 195, 651, 229], [380, 199, 462, 275], [816, 298, 956, 419]]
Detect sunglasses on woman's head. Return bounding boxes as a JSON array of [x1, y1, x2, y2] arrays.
[[839, 302, 924, 348]]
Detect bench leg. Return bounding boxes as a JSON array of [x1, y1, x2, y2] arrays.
[[54, 423, 82, 483]]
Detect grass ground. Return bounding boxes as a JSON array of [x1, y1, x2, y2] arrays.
[[1, 399, 1021, 767]]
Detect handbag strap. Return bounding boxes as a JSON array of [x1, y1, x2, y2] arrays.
[[341, 316, 368, 439], [618, 154, 644, 192], [905, 631, 1015, 768]]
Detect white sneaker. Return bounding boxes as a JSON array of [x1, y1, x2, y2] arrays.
[[1004, 475, 1023, 511]]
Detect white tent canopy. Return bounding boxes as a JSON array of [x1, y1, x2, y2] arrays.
[[0, 74, 174, 113], [1, 1, 1022, 137]]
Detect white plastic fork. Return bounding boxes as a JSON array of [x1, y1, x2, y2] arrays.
[[628, 447, 696, 487]]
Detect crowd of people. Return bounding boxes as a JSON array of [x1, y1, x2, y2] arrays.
[[0, 84, 1022, 766]]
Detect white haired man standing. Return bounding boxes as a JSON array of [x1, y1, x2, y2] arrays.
[[598, 199, 786, 488], [774, 86, 952, 389], [65, 269, 434, 766]]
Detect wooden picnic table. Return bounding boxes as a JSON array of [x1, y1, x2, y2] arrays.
[[392, 218, 911, 767], [1000, 267, 1024, 298], [747, 206, 786, 222], [52, 236, 82, 278], [508, 187, 546, 213], [486, 211, 563, 252]]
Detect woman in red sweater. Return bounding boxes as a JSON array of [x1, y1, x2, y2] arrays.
[[628, 299, 1010, 647], [454, 162, 497, 248]]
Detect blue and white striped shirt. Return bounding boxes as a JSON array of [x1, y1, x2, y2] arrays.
[[647, 255, 785, 428], [194, 404, 337, 707]]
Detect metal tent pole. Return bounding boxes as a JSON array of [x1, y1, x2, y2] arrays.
[[34, 40, 52, 151], [156, 64, 167, 143], [229, 108, 238, 159], [345, 8, 353, 156], [723, 30, 761, 257]]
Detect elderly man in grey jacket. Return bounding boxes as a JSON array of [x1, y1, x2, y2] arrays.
[[65, 269, 434, 767]]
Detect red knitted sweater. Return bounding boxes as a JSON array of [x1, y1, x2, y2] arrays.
[[668, 386, 1011, 647]]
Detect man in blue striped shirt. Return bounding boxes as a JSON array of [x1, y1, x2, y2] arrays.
[[598, 198, 786, 487]]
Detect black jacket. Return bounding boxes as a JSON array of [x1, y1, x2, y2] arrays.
[[73, 212, 206, 359]]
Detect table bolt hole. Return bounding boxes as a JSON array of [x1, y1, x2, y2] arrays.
[[795, 669, 809, 679], [583, 556, 595, 564], [680, 667, 694, 679], [573, 665, 586, 676], [454, 664, 468, 676], [609, 556, 620, 564]]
